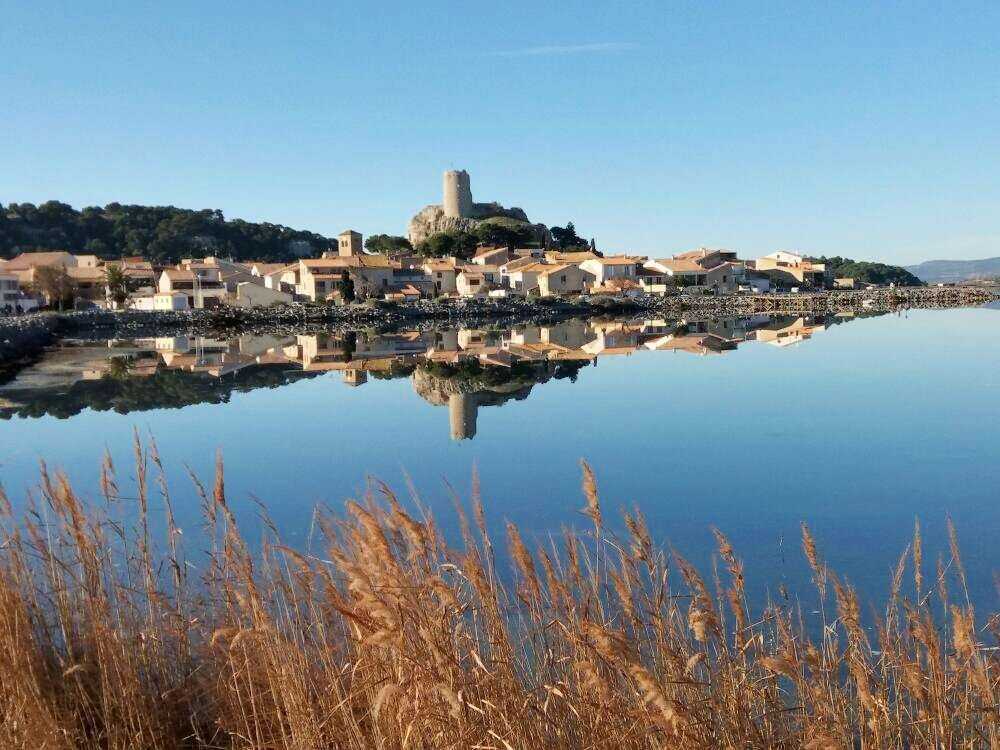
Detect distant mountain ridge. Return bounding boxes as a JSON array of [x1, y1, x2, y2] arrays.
[[905, 257, 1000, 283]]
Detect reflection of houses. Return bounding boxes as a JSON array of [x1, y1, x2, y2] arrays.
[[750, 315, 829, 347], [503, 321, 596, 361], [582, 321, 642, 356], [3, 311, 866, 429], [142, 336, 258, 376]]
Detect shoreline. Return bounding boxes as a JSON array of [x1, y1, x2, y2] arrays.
[[2, 285, 997, 367]]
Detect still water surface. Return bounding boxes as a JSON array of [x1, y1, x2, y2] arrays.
[[1, 307, 998, 610]]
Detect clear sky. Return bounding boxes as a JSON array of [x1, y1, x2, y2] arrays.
[[3, 1, 998, 265]]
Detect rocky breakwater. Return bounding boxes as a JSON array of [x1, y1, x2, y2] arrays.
[[0, 314, 60, 373], [658, 285, 1000, 316]]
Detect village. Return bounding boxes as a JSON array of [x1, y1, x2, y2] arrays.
[[0, 231, 855, 315]]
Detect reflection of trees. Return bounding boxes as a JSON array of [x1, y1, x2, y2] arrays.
[[1, 365, 321, 420], [106, 356, 134, 381], [369, 362, 417, 381], [419, 359, 581, 387]]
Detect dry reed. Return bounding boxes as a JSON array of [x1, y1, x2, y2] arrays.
[[0, 442, 997, 749]]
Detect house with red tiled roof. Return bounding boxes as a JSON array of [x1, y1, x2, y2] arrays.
[[643, 249, 744, 294], [578, 255, 647, 289], [297, 255, 400, 301]]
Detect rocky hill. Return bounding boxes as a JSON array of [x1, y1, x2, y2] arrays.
[[407, 202, 550, 247]]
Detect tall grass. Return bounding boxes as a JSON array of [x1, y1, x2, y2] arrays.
[[0, 441, 996, 748]]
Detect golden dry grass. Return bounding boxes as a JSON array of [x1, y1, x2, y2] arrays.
[[0, 442, 997, 749]]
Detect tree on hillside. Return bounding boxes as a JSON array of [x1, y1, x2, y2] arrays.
[[810, 256, 922, 286], [474, 218, 534, 249], [364, 234, 413, 257], [32, 266, 77, 311], [0, 201, 335, 263], [415, 230, 478, 259], [550, 222, 587, 250], [104, 264, 134, 308]]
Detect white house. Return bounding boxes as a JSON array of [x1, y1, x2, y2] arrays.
[[578, 256, 647, 289], [132, 291, 190, 311], [158, 268, 228, 308]]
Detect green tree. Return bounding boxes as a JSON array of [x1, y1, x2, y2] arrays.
[[364, 234, 412, 257], [810, 256, 922, 286], [415, 230, 478, 259], [550, 222, 587, 249], [104, 263, 134, 308], [32, 266, 77, 311], [338, 270, 355, 302], [474, 218, 534, 249]]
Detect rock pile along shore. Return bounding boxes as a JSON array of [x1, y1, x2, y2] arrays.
[[1, 286, 997, 366]]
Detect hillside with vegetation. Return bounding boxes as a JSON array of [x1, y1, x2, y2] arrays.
[[809, 256, 923, 286], [0, 201, 335, 263], [905, 257, 1000, 284], [414, 220, 593, 259]]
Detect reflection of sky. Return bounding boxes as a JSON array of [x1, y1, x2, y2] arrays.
[[1, 307, 998, 614]]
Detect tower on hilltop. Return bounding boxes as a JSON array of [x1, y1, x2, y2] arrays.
[[442, 170, 473, 219]]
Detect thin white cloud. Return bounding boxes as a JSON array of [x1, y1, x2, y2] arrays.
[[491, 42, 638, 57]]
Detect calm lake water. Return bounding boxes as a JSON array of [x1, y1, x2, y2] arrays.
[[2, 306, 998, 611]]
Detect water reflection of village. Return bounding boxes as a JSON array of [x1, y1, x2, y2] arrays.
[[1, 314, 845, 435]]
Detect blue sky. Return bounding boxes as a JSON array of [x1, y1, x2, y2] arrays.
[[3, 1, 999, 264]]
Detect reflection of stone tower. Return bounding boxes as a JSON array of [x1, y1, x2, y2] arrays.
[[442, 170, 473, 219], [448, 392, 479, 440], [343, 369, 367, 387]]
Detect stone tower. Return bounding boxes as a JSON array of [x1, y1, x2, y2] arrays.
[[442, 170, 473, 219], [337, 230, 362, 257]]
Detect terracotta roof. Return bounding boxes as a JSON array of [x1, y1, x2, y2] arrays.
[[422, 258, 458, 271], [536, 263, 579, 277], [301, 255, 397, 270], [584, 255, 645, 265], [673, 248, 732, 260], [545, 251, 599, 262], [503, 256, 540, 271], [473, 246, 507, 258], [648, 258, 705, 273], [251, 263, 285, 275], [162, 269, 197, 281], [66, 267, 106, 281], [5, 251, 76, 270], [507, 261, 549, 274], [265, 264, 298, 278]]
